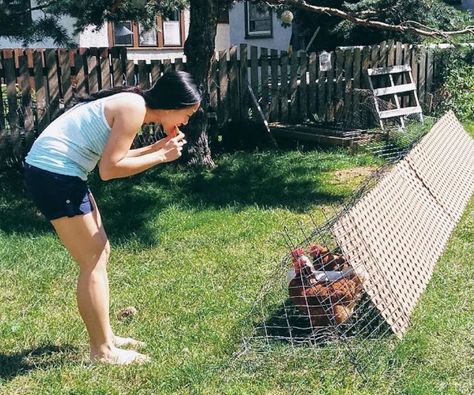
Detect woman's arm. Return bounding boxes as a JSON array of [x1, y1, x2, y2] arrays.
[[125, 133, 175, 158], [126, 144, 156, 158], [99, 98, 185, 180]]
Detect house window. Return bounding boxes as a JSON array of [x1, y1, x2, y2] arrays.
[[109, 12, 185, 48], [245, 2, 272, 38], [113, 21, 134, 46], [139, 22, 158, 46], [0, 0, 32, 34], [163, 11, 181, 46]]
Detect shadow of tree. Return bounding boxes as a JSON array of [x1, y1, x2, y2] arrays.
[[0, 344, 80, 382], [0, 149, 351, 246]]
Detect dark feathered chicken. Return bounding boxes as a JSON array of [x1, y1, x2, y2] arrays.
[[288, 247, 363, 327]]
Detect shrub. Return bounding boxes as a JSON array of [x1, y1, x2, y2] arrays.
[[433, 46, 474, 121]]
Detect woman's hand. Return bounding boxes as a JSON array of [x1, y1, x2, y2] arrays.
[[156, 131, 187, 163]]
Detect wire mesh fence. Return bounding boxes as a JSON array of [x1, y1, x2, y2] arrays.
[[236, 111, 474, 377]]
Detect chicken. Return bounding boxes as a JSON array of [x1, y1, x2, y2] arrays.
[[288, 247, 364, 327], [308, 243, 349, 271]]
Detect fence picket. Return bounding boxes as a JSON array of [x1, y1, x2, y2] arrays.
[[218, 49, 229, 125], [418, 46, 426, 109], [260, 47, 269, 120], [210, 56, 218, 113], [343, 48, 353, 124], [137, 60, 149, 89], [317, 52, 326, 122], [45, 49, 61, 121], [326, 50, 335, 122], [308, 52, 317, 119], [353, 47, 362, 120], [426, 48, 434, 112], [299, 51, 308, 122], [269, 49, 279, 122], [150, 60, 162, 84], [99, 49, 112, 90], [33, 50, 48, 133], [4, 51, 18, 134], [59, 49, 73, 108], [289, 50, 298, 122], [18, 53, 34, 135], [86, 49, 99, 93], [240, 44, 249, 121]]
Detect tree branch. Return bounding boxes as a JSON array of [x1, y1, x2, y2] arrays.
[[267, 0, 474, 37]]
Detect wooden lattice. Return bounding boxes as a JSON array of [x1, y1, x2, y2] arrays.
[[333, 111, 474, 336]]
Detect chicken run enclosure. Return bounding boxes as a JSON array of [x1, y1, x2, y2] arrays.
[[237, 111, 474, 375]]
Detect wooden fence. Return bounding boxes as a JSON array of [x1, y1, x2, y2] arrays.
[[0, 41, 440, 163]]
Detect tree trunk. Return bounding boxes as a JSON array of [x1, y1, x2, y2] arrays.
[[183, 0, 219, 168]]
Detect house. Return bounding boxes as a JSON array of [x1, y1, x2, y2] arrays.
[[0, 1, 292, 60], [460, 0, 474, 16], [229, 1, 292, 52]]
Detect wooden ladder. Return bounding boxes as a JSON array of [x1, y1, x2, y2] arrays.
[[367, 65, 423, 130]]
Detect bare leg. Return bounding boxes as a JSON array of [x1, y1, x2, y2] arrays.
[[51, 197, 149, 365]]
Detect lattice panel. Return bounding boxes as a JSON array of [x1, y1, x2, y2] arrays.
[[333, 112, 474, 336], [405, 111, 474, 222]]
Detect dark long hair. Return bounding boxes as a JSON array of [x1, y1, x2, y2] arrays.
[[77, 71, 202, 109]]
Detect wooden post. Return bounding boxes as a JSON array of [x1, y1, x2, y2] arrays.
[[335, 48, 344, 122], [326, 50, 335, 123]]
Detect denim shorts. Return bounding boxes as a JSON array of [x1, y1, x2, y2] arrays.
[[24, 164, 94, 221]]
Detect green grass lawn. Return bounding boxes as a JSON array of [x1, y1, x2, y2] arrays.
[[0, 136, 473, 394]]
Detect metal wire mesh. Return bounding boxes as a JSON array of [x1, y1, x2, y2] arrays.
[[238, 111, 474, 375]]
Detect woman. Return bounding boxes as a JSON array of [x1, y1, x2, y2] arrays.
[[24, 71, 201, 365]]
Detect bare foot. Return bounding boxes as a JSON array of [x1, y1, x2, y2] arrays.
[[91, 347, 151, 365], [114, 335, 146, 349]]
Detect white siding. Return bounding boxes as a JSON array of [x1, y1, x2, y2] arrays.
[[229, 2, 292, 52]]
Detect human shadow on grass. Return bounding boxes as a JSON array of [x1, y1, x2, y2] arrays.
[[1, 149, 350, 246], [0, 344, 79, 382]]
